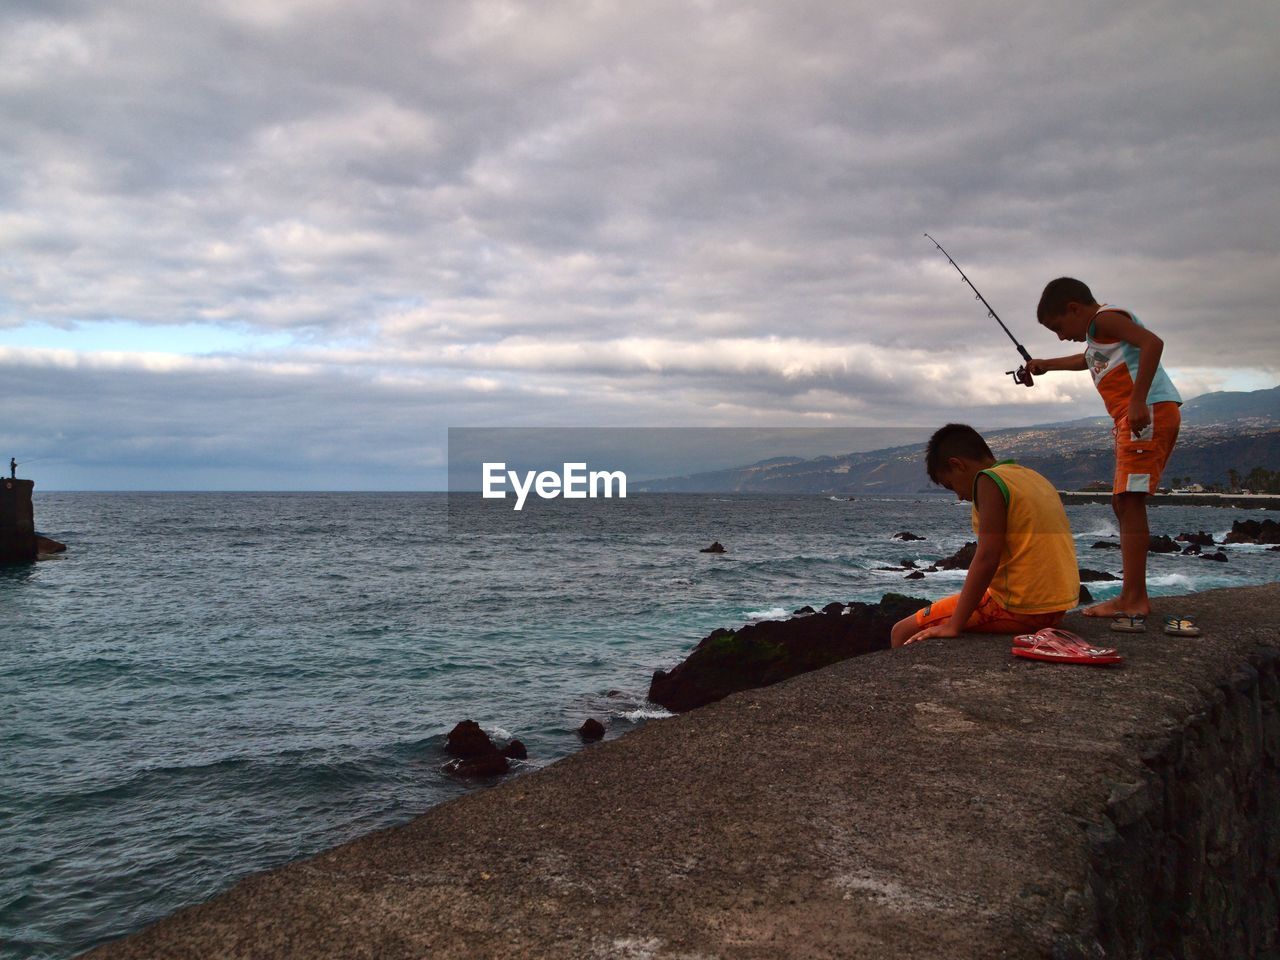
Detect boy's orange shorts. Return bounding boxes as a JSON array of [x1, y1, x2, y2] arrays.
[[1113, 401, 1181, 494], [914, 590, 1065, 634]]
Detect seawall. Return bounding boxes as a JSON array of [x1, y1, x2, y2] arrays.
[[85, 584, 1280, 959]]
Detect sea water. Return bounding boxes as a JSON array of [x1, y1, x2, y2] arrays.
[[2, 492, 1276, 959]]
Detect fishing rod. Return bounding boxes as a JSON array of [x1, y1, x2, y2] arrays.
[[923, 233, 1035, 387]]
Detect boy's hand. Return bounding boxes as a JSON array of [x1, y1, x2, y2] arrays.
[[1026, 359, 1049, 376], [1127, 398, 1152, 435], [904, 623, 961, 645]]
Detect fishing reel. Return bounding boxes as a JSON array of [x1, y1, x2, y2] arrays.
[[1006, 366, 1035, 387]]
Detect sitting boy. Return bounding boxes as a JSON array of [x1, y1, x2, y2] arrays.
[[891, 424, 1080, 647]]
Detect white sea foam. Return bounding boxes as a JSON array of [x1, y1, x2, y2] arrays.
[[1078, 522, 1119, 539], [1145, 572, 1239, 592], [1218, 541, 1274, 553], [618, 706, 675, 722], [744, 605, 789, 621]]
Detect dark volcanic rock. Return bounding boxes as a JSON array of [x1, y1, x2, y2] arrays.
[[904, 570, 925, 580], [821, 602, 845, 615], [647, 593, 928, 713], [445, 720, 496, 759], [1201, 550, 1229, 563], [936, 541, 977, 570], [1079, 585, 1093, 604], [1182, 544, 1202, 556], [34, 535, 66, 554], [1224, 519, 1280, 545], [792, 605, 815, 615], [1078, 568, 1120, 582], [892, 531, 925, 541], [579, 718, 605, 741], [444, 720, 524, 773], [1177, 530, 1215, 547], [899, 558, 918, 569], [1271, 545, 1280, 552], [699, 541, 727, 553], [1092, 536, 1186, 553]]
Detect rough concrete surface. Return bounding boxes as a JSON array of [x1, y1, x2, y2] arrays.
[[84, 584, 1280, 960]]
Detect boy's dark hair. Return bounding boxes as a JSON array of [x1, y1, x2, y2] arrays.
[[1037, 277, 1096, 322], [926, 424, 994, 485]]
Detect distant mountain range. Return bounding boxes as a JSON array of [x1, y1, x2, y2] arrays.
[[636, 386, 1280, 494]]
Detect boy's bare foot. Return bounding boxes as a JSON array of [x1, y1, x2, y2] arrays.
[[1082, 597, 1151, 618]]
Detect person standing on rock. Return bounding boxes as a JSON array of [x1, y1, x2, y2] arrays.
[[1027, 279, 1181, 628], [892, 425, 1080, 647]]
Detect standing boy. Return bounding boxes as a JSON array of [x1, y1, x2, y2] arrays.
[[1028, 278, 1181, 623], [892, 424, 1079, 647]]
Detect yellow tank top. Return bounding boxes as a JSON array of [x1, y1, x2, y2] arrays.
[[970, 461, 1079, 614]]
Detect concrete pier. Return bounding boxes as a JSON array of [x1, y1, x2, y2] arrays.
[[1059, 490, 1280, 509], [83, 584, 1280, 960], [0, 477, 36, 564]]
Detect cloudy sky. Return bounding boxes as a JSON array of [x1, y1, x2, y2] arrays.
[[2, 0, 1277, 489]]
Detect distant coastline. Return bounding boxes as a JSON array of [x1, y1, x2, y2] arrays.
[[1059, 491, 1280, 510]]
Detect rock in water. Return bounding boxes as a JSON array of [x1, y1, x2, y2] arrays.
[[1078, 568, 1119, 582], [936, 541, 977, 570], [1148, 535, 1180, 553], [1177, 530, 1215, 546], [699, 541, 727, 554], [1201, 549, 1229, 563], [442, 720, 520, 776], [1092, 540, 1122, 550], [35, 535, 66, 555], [579, 718, 605, 741], [647, 593, 928, 713], [892, 531, 925, 541], [1182, 543, 1202, 556], [1224, 519, 1280, 544], [904, 570, 925, 580], [1079, 585, 1093, 604], [445, 720, 496, 758]]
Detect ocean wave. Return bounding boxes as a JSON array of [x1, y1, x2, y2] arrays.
[[1146, 572, 1239, 591]]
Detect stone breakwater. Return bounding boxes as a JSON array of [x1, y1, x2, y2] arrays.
[[84, 584, 1280, 960]]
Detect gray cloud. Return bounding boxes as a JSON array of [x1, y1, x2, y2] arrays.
[[1, 0, 1277, 487]]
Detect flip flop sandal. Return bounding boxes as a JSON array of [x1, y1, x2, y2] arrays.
[[1109, 614, 1147, 633], [1163, 616, 1202, 637], [1012, 633, 1124, 666], [1013, 628, 1118, 657]]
